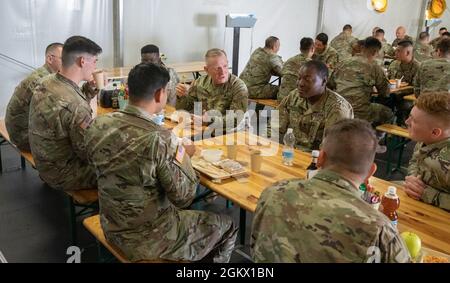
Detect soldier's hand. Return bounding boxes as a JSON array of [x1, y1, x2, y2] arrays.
[[183, 143, 196, 157], [176, 83, 190, 97], [404, 175, 425, 200]]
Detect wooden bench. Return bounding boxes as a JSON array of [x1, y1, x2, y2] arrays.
[[403, 94, 416, 101], [0, 119, 99, 244], [0, 119, 35, 171], [376, 124, 411, 175], [83, 215, 188, 263]]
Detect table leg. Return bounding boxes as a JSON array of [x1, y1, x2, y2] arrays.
[[239, 208, 247, 245]]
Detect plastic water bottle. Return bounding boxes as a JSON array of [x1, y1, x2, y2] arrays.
[[282, 128, 295, 166]]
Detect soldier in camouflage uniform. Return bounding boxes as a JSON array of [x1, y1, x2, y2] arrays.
[[239, 36, 283, 99], [277, 37, 314, 102], [176, 48, 248, 130], [414, 32, 433, 63], [405, 92, 450, 211], [251, 119, 410, 262], [330, 24, 358, 62], [313, 33, 339, 70], [5, 43, 63, 151], [86, 63, 238, 262], [328, 37, 394, 126], [374, 29, 394, 65], [278, 61, 353, 151], [430, 27, 447, 49], [388, 40, 420, 124], [141, 44, 180, 106], [414, 38, 450, 97], [392, 26, 414, 47], [28, 36, 102, 191]]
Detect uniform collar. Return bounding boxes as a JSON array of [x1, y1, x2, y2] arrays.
[[43, 64, 53, 74], [296, 88, 330, 113], [120, 104, 157, 125], [420, 137, 450, 152], [55, 73, 87, 101], [313, 169, 361, 198]]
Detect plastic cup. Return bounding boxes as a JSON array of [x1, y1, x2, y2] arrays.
[[250, 149, 262, 173], [93, 70, 105, 90], [227, 145, 238, 160], [396, 79, 402, 88]]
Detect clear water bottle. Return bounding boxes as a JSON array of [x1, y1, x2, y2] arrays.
[[282, 128, 295, 166]]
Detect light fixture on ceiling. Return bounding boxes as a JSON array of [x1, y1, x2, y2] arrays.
[[367, 0, 388, 13], [427, 0, 446, 19]]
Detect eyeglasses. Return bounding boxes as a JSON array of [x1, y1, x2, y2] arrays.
[[49, 54, 62, 59]]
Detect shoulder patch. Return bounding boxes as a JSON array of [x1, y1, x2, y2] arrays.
[[79, 115, 93, 130]]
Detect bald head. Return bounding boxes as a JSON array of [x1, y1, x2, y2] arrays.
[[322, 119, 378, 175], [396, 26, 406, 39]]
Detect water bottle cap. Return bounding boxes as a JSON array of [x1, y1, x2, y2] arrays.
[[311, 150, 320, 157], [287, 128, 293, 134]]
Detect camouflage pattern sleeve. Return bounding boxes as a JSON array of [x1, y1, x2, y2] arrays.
[[278, 94, 290, 139], [407, 142, 420, 176], [62, 105, 92, 161], [413, 66, 422, 97], [422, 185, 450, 211], [230, 79, 248, 112], [175, 79, 198, 112], [327, 69, 337, 91], [374, 64, 389, 97], [155, 132, 199, 208], [167, 68, 181, 106], [378, 226, 411, 263], [81, 81, 98, 101], [270, 55, 283, 77]]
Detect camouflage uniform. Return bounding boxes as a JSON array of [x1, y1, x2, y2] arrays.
[[278, 88, 353, 151], [328, 55, 394, 125], [414, 42, 433, 63], [407, 138, 450, 211], [312, 46, 339, 70], [5, 65, 52, 151], [251, 169, 411, 263], [376, 42, 395, 66], [166, 67, 180, 106], [239, 47, 283, 99], [330, 32, 358, 62], [176, 74, 248, 129], [29, 73, 97, 191], [388, 59, 420, 87], [277, 53, 311, 102], [85, 104, 238, 262], [413, 58, 450, 96], [430, 36, 442, 49], [387, 59, 420, 124], [392, 35, 414, 47]]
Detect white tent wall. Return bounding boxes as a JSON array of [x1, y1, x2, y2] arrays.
[[0, 0, 113, 118], [322, 0, 424, 43], [123, 0, 319, 73], [430, 7, 450, 38]]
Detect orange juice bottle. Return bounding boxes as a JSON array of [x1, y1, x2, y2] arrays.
[[379, 186, 400, 227]]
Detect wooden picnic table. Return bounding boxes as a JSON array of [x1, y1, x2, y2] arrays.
[[194, 131, 450, 254]]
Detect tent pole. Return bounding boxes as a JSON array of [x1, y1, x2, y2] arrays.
[[316, 0, 325, 35], [417, 0, 428, 38], [113, 0, 124, 67]]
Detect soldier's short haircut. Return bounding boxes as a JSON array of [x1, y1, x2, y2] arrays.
[[141, 44, 159, 55], [323, 119, 378, 175], [439, 27, 448, 32], [397, 40, 414, 48], [265, 36, 280, 49], [375, 28, 385, 35], [45, 43, 63, 55], [343, 24, 352, 31], [127, 63, 170, 103], [300, 37, 314, 52], [316, 33, 329, 45], [205, 48, 227, 60], [302, 60, 328, 80], [419, 31, 430, 40], [436, 38, 450, 55], [363, 37, 382, 53], [62, 36, 102, 68], [415, 92, 450, 126]]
